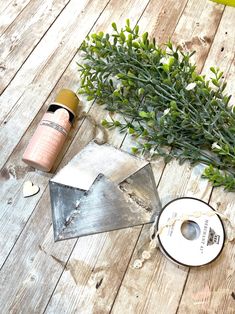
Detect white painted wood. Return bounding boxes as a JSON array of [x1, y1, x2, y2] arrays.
[[0, 0, 110, 268], [0, 1, 150, 312], [0, 187, 77, 313], [0, 0, 71, 94], [0, 0, 109, 168], [0, 0, 234, 313], [178, 190, 235, 314], [111, 161, 212, 313], [45, 1, 196, 313], [177, 6, 235, 312], [0, 0, 32, 36], [136, 0, 188, 44], [45, 227, 141, 314], [172, 0, 224, 72], [112, 1, 229, 312], [202, 5, 235, 102]]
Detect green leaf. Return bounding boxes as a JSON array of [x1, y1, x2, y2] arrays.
[[120, 31, 126, 42], [163, 64, 169, 73], [170, 100, 177, 110], [144, 143, 152, 149], [139, 111, 150, 118], [132, 42, 140, 48], [212, 78, 220, 87], [147, 119, 155, 127], [129, 127, 135, 134], [210, 67, 216, 74], [134, 25, 139, 34], [114, 120, 121, 126], [101, 119, 109, 127], [87, 95, 95, 101], [138, 88, 145, 96], [112, 22, 117, 31], [131, 147, 139, 154], [113, 90, 121, 97], [142, 32, 148, 43], [77, 21, 235, 192], [168, 56, 175, 67]]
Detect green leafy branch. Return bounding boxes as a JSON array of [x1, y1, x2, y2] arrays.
[[77, 19, 235, 191]]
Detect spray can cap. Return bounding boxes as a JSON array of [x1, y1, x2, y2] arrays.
[[55, 89, 79, 117]]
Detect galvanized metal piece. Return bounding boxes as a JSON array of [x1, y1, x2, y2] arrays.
[[50, 141, 161, 241]]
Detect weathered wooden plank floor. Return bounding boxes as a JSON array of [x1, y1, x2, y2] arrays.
[[0, 0, 234, 313]]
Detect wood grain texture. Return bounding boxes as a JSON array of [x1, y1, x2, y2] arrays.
[[0, 0, 150, 311], [111, 0, 228, 312], [0, 0, 71, 94], [177, 6, 235, 313], [0, 63, 96, 269], [0, 0, 110, 168], [177, 191, 235, 314], [45, 227, 142, 314], [202, 5, 235, 102], [172, 0, 224, 72], [136, 0, 188, 44], [0, 0, 151, 270], [111, 162, 212, 314], [0, 0, 32, 36], [0, 0, 111, 268], [0, 187, 77, 313], [44, 0, 194, 312], [0, 0, 234, 312]]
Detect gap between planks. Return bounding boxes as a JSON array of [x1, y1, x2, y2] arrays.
[[0, 0, 233, 312], [43, 1, 203, 312], [0, 0, 73, 95], [0, 1, 154, 312], [0, 0, 171, 312], [0, 0, 34, 37], [0, 0, 113, 270], [174, 3, 226, 311]]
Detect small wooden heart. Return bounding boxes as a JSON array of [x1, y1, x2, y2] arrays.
[[23, 180, 40, 198]]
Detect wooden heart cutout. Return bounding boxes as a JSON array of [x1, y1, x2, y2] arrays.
[[23, 180, 40, 198]]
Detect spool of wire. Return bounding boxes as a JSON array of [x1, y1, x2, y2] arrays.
[[156, 197, 225, 267]]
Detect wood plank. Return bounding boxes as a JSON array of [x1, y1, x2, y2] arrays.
[[0, 0, 71, 94], [0, 187, 77, 313], [0, 2, 187, 310], [34, 0, 225, 312], [110, 0, 226, 312], [0, 0, 32, 36], [0, 2, 232, 313], [132, 0, 188, 44], [202, 4, 235, 102], [44, 0, 193, 312], [0, 0, 153, 270], [177, 6, 235, 313], [0, 0, 151, 312], [45, 227, 142, 314], [172, 0, 224, 72], [111, 163, 212, 314], [0, 0, 111, 268], [0, 0, 110, 168], [177, 191, 235, 314]]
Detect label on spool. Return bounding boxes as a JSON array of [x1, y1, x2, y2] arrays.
[[157, 197, 225, 267]]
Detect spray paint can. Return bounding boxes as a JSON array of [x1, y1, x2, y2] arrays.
[[22, 89, 79, 172]]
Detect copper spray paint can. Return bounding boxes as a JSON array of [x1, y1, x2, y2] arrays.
[[22, 89, 79, 172]]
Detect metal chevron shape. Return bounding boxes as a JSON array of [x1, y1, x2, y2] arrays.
[[50, 142, 161, 241]]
